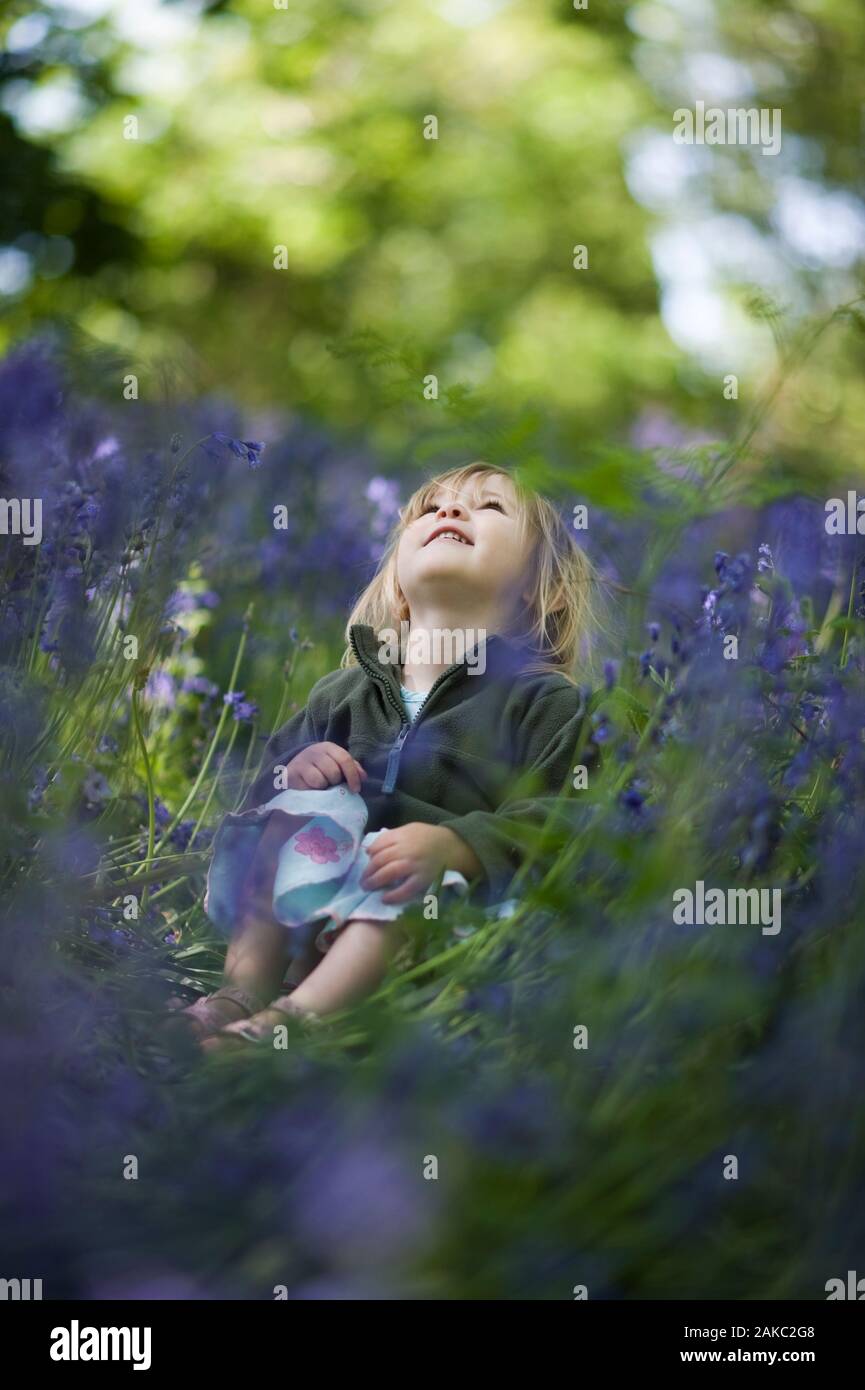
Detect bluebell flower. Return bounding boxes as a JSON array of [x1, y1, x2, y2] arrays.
[[366, 475, 402, 539], [620, 784, 645, 812], [27, 766, 52, 813], [169, 819, 196, 851], [153, 797, 172, 828], [166, 591, 197, 616], [82, 770, 112, 809], [591, 711, 610, 743], [144, 670, 176, 710], [181, 675, 219, 698], [725, 552, 752, 593], [212, 433, 266, 469], [224, 690, 258, 722]]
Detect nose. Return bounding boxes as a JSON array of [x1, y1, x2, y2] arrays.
[[435, 501, 467, 520]]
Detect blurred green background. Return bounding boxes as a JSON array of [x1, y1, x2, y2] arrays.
[[2, 0, 864, 486]]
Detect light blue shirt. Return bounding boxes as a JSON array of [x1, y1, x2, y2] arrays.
[[399, 684, 429, 723]]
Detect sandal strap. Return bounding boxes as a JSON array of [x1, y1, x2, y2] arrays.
[[270, 996, 320, 1028], [209, 985, 267, 1017], [232, 1025, 267, 1044]]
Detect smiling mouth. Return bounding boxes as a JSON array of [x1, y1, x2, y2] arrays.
[[425, 530, 473, 546]]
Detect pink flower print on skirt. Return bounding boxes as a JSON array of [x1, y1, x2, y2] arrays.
[[293, 824, 353, 865]]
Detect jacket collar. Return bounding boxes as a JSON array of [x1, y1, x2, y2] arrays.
[[348, 622, 537, 688]]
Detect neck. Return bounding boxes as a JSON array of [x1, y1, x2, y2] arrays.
[[398, 602, 507, 691]]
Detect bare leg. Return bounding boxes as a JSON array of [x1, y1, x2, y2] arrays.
[[221, 810, 305, 998], [205, 917, 406, 1047], [175, 812, 302, 1038], [223, 906, 291, 1002], [288, 917, 406, 1015]]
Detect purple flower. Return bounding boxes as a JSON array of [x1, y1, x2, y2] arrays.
[[169, 819, 196, 851], [165, 591, 198, 616], [28, 766, 52, 813], [366, 476, 402, 539], [291, 1132, 433, 1263], [620, 783, 646, 813], [144, 670, 176, 710], [82, 770, 112, 809], [223, 690, 258, 722], [591, 711, 610, 744], [153, 796, 172, 828], [182, 675, 219, 698], [212, 433, 266, 469], [757, 542, 774, 574]]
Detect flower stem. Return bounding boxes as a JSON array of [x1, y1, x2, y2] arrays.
[[152, 605, 252, 855], [130, 686, 155, 909]]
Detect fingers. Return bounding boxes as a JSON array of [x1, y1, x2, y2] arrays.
[[293, 743, 367, 793], [380, 875, 424, 905], [325, 744, 367, 794], [296, 762, 329, 789], [361, 853, 410, 892], [359, 834, 401, 887], [309, 751, 346, 786]]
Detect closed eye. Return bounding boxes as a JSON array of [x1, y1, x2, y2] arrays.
[[481, 499, 505, 512]]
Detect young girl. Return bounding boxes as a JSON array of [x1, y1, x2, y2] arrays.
[[176, 461, 596, 1051]]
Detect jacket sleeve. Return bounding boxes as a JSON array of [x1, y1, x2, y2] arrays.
[[438, 684, 594, 902], [239, 700, 324, 812]]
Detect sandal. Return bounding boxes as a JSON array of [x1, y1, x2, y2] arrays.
[[204, 995, 322, 1049], [268, 991, 321, 1027], [166, 984, 269, 1041]]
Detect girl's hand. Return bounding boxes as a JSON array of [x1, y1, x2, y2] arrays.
[[282, 742, 367, 793], [360, 823, 482, 904]]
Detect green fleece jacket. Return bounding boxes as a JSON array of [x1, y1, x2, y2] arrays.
[[239, 623, 593, 904]]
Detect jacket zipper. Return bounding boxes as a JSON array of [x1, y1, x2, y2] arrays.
[[348, 627, 467, 795], [381, 720, 411, 794]]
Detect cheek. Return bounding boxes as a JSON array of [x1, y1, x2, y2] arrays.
[[492, 528, 533, 593], [395, 532, 416, 587], [484, 522, 526, 567]]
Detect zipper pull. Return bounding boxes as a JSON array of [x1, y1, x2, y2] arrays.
[[381, 721, 410, 794]]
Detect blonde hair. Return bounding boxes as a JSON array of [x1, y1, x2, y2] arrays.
[[342, 462, 598, 681]]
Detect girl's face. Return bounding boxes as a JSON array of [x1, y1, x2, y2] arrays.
[[396, 472, 534, 621]]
